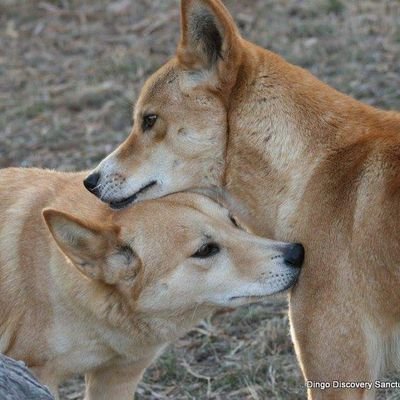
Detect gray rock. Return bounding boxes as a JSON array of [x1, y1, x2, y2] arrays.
[[0, 354, 54, 400]]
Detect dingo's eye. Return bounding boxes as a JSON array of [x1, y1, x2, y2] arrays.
[[229, 214, 240, 228], [142, 114, 158, 131], [192, 243, 220, 258]]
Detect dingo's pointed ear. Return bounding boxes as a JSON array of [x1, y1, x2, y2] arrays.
[[177, 0, 242, 89], [43, 209, 141, 285]]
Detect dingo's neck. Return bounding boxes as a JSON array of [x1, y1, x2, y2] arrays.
[[225, 43, 378, 240]]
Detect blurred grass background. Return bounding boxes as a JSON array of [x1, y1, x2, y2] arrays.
[[0, 0, 399, 399]]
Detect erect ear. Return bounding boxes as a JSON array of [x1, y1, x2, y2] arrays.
[[43, 209, 141, 285], [177, 0, 242, 89]]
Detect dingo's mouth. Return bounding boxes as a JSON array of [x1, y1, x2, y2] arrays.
[[229, 280, 298, 303], [109, 181, 157, 210]]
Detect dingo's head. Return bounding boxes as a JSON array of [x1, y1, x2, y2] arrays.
[[43, 191, 303, 322], [84, 0, 243, 209]]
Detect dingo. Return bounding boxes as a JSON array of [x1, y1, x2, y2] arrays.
[[85, 0, 400, 398], [0, 168, 303, 400]]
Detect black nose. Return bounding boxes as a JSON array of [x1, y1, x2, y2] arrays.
[[83, 172, 100, 195], [284, 243, 304, 268]]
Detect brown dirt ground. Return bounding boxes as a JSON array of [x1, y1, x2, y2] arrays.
[[1, 0, 399, 399]]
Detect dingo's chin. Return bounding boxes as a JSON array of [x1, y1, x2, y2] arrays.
[[214, 271, 301, 307], [108, 180, 158, 210]]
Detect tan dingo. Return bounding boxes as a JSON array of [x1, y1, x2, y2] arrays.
[[0, 167, 303, 399], [85, 0, 400, 398]]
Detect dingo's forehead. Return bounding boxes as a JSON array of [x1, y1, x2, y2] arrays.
[[135, 58, 221, 117], [112, 192, 231, 238], [138, 61, 180, 104], [111, 192, 247, 262]]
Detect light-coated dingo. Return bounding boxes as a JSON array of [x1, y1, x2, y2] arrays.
[[0, 168, 303, 399], [85, 0, 400, 398]]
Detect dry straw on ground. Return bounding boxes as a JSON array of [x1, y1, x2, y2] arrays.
[[1, 0, 399, 399]]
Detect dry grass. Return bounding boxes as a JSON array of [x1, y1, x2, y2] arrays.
[[1, 0, 399, 399]]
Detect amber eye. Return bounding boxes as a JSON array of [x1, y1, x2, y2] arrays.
[[142, 114, 158, 131], [192, 243, 220, 258]]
